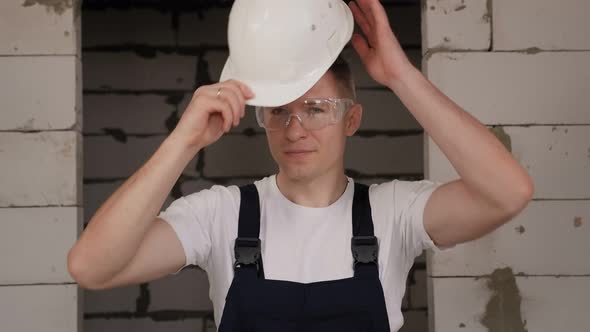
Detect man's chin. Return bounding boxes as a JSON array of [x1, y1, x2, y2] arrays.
[[279, 165, 315, 182]]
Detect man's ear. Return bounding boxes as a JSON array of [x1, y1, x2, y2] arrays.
[[345, 104, 363, 137]]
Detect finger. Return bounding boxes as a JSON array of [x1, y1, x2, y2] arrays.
[[207, 84, 240, 126], [350, 1, 376, 47], [220, 81, 247, 120], [356, 0, 376, 29], [365, 0, 391, 31], [349, 1, 371, 32], [204, 96, 234, 133], [231, 80, 252, 118], [217, 85, 242, 126], [236, 80, 255, 99], [351, 33, 371, 61], [222, 80, 247, 105]]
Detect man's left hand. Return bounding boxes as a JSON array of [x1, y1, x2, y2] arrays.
[[348, 0, 415, 88]]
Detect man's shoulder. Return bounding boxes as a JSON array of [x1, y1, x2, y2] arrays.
[[181, 175, 274, 204], [361, 178, 443, 203]]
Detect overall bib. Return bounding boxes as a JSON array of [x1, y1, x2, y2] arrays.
[[217, 183, 391, 332]]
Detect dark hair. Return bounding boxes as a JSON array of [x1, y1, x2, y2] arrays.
[[327, 55, 356, 101]]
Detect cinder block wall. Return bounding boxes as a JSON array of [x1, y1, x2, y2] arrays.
[[81, 0, 432, 331], [422, 0, 590, 331], [0, 1, 82, 332]]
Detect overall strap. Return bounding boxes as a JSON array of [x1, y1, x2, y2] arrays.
[[234, 184, 264, 278], [351, 183, 380, 278]]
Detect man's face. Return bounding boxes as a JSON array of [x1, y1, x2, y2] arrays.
[[264, 71, 361, 181]]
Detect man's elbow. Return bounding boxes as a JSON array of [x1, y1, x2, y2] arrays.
[[67, 250, 108, 290], [503, 178, 534, 218]]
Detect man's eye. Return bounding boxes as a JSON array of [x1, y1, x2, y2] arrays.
[[270, 108, 287, 115], [309, 107, 325, 114]]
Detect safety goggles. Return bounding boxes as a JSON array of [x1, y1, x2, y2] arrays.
[[255, 98, 355, 131]]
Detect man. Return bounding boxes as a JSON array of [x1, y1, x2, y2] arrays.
[[68, 0, 533, 331]]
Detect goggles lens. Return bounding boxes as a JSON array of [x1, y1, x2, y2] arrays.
[[255, 98, 354, 131]]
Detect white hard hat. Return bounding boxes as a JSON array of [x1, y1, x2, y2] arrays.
[[219, 0, 354, 107]]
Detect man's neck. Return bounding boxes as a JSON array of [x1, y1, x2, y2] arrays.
[[275, 171, 349, 208]]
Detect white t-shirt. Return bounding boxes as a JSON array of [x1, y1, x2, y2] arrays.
[[158, 175, 444, 332]]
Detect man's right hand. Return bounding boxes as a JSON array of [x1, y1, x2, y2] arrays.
[[170, 79, 255, 150]]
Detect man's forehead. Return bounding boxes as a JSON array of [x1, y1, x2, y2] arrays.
[[282, 72, 339, 106]]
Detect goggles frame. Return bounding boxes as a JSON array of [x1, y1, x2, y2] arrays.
[[255, 97, 355, 131]]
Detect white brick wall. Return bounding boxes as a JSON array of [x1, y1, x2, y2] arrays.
[[0, 132, 82, 206], [0, 56, 79, 130], [431, 276, 590, 331], [0, 1, 80, 55], [0, 2, 82, 331], [424, 52, 590, 125], [0, 285, 80, 332], [493, 0, 590, 50], [0, 207, 80, 284], [422, 0, 490, 52], [424, 0, 590, 330]]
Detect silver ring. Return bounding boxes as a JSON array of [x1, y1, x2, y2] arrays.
[[216, 87, 222, 98]]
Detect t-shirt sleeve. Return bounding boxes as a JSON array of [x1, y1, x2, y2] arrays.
[[392, 179, 446, 259], [157, 189, 217, 274]]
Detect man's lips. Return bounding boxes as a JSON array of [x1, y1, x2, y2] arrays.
[[285, 150, 314, 153]]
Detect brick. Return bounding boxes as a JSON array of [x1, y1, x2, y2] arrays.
[[84, 286, 140, 313], [422, 0, 490, 52], [429, 200, 590, 276], [178, 8, 231, 46], [384, 4, 422, 46], [356, 89, 421, 131], [0, 132, 81, 207], [83, 52, 197, 91], [84, 182, 175, 225], [203, 135, 277, 177], [431, 276, 590, 332], [410, 269, 428, 309], [0, 56, 78, 130], [0, 207, 79, 284], [0, 1, 79, 55], [427, 126, 590, 199], [494, 0, 590, 50], [84, 318, 205, 332], [0, 284, 79, 332], [83, 9, 174, 47], [149, 268, 213, 311], [202, 50, 229, 83], [424, 52, 590, 124], [346, 135, 423, 175], [84, 135, 199, 179], [399, 310, 428, 332], [83, 94, 176, 135]]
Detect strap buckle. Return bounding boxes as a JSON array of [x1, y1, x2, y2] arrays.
[[351, 235, 379, 266], [233, 237, 261, 271]]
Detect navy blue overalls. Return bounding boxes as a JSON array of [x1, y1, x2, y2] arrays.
[[217, 183, 391, 331]]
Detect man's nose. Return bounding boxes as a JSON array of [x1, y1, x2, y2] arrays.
[[285, 113, 307, 140]]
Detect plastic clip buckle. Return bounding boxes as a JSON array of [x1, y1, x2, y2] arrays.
[[234, 237, 261, 271], [351, 235, 378, 266]]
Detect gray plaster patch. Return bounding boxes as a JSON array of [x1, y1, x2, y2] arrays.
[[490, 126, 512, 153], [22, 0, 77, 16], [481, 268, 528, 332]]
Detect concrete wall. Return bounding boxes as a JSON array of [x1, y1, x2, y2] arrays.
[[0, 1, 82, 331], [81, 1, 431, 331], [422, 0, 590, 331]]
